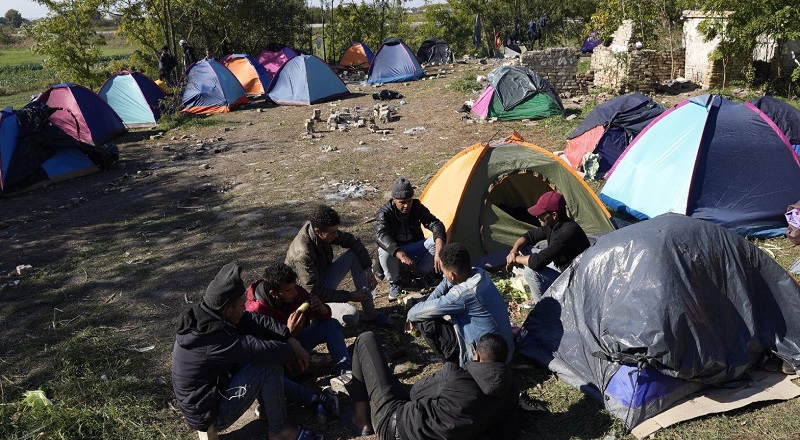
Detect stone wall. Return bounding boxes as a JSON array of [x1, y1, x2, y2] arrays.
[[591, 47, 685, 94], [521, 48, 583, 95]]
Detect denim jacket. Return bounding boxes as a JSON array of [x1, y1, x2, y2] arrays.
[[407, 268, 514, 367]]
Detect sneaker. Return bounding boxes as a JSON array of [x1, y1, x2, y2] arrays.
[[315, 387, 340, 422], [329, 371, 353, 395], [253, 403, 267, 421], [197, 426, 219, 440], [388, 283, 402, 300]]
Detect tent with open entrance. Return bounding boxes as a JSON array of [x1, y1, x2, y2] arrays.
[[517, 213, 800, 431], [35, 83, 126, 146], [368, 37, 424, 84], [563, 93, 664, 173], [222, 54, 272, 97], [181, 59, 248, 114], [416, 38, 453, 64], [599, 94, 800, 238], [419, 132, 614, 267], [98, 71, 166, 127], [267, 55, 350, 105], [471, 66, 564, 121], [338, 42, 374, 69]]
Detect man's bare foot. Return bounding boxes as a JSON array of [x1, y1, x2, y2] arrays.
[[268, 427, 298, 440]]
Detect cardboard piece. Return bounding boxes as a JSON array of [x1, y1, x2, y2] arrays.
[[632, 372, 800, 439]]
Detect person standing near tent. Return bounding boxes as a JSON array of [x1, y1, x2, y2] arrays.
[[171, 262, 324, 440], [506, 191, 590, 302], [180, 39, 197, 68], [338, 331, 519, 440], [406, 243, 514, 367], [204, 47, 214, 61], [158, 45, 177, 86], [285, 205, 389, 328], [375, 177, 446, 300]]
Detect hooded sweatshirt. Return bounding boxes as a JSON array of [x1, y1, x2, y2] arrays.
[[395, 360, 519, 440], [171, 302, 294, 430]]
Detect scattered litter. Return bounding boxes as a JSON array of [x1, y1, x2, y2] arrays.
[[1, 280, 20, 288], [403, 126, 426, 135], [129, 345, 155, 353], [101, 374, 108, 380], [16, 264, 34, 276], [321, 179, 378, 202], [320, 145, 339, 153], [22, 390, 52, 408], [400, 100, 406, 105]]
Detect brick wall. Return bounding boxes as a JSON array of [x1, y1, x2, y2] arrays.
[[591, 47, 685, 93], [521, 48, 583, 94]]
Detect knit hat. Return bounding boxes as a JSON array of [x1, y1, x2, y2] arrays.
[[203, 262, 245, 311], [392, 177, 414, 199]]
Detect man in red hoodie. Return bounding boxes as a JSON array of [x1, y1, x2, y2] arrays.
[[246, 262, 352, 376]]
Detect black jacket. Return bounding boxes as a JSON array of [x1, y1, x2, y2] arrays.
[[375, 199, 446, 256], [396, 361, 519, 440], [523, 218, 590, 271], [183, 45, 197, 67], [171, 302, 294, 430]]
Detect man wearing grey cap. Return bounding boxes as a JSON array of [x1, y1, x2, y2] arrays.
[[375, 177, 446, 299], [171, 262, 328, 440]]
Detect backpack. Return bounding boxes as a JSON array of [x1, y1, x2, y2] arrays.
[[787, 200, 800, 245]]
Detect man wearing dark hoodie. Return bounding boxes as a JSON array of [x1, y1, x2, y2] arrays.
[[340, 331, 519, 439], [171, 262, 327, 440]]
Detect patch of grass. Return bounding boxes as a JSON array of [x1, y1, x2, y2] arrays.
[[0, 327, 180, 440], [157, 112, 226, 131], [446, 74, 481, 93], [577, 59, 591, 74]]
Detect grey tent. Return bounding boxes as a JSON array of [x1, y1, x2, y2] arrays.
[[416, 38, 453, 64], [518, 213, 800, 429]]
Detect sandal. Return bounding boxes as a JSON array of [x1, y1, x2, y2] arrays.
[[339, 408, 374, 437]]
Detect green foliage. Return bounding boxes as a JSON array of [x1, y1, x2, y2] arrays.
[[324, 1, 408, 64], [589, 0, 688, 45], [29, 0, 110, 89], [445, 73, 481, 93], [4, 9, 23, 28]]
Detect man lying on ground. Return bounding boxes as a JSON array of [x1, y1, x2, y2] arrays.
[[340, 331, 519, 439], [286, 205, 388, 327], [171, 262, 331, 440], [406, 242, 514, 367], [375, 177, 446, 300]]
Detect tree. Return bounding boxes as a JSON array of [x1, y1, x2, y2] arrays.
[[5, 9, 23, 28], [696, 0, 800, 84], [30, 0, 109, 88]]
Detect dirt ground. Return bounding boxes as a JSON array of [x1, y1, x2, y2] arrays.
[[0, 60, 702, 439]]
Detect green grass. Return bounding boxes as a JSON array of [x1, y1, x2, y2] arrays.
[[446, 73, 481, 93]]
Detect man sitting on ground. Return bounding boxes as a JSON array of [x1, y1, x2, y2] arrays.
[[246, 262, 351, 376], [406, 243, 514, 367], [286, 205, 385, 327], [375, 177, 446, 299], [506, 191, 589, 302], [171, 262, 325, 440], [341, 331, 519, 439]]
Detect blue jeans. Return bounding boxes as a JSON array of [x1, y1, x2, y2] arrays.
[[214, 363, 287, 434], [377, 237, 436, 284], [297, 318, 352, 373], [322, 249, 376, 327]]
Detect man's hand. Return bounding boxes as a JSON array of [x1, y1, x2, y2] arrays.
[[287, 338, 310, 372], [287, 310, 305, 337], [365, 268, 379, 290], [433, 252, 443, 274], [506, 251, 519, 272], [349, 288, 372, 302], [308, 295, 326, 314], [396, 250, 417, 272]]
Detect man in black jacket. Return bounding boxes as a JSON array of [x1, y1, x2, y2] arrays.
[[171, 262, 327, 440], [179, 39, 197, 68], [158, 45, 177, 86], [340, 331, 519, 439], [506, 191, 590, 302], [375, 177, 446, 299]]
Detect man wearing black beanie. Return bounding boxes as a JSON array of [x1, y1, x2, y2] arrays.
[[171, 262, 325, 440]]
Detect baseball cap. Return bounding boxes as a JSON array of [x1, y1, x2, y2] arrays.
[[527, 191, 566, 217], [179, 39, 187, 45]]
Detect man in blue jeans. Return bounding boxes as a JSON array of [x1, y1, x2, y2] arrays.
[[286, 205, 386, 327], [171, 262, 335, 440], [506, 191, 590, 302], [375, 177, 446, 300], [406, 243, 514, 367]]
